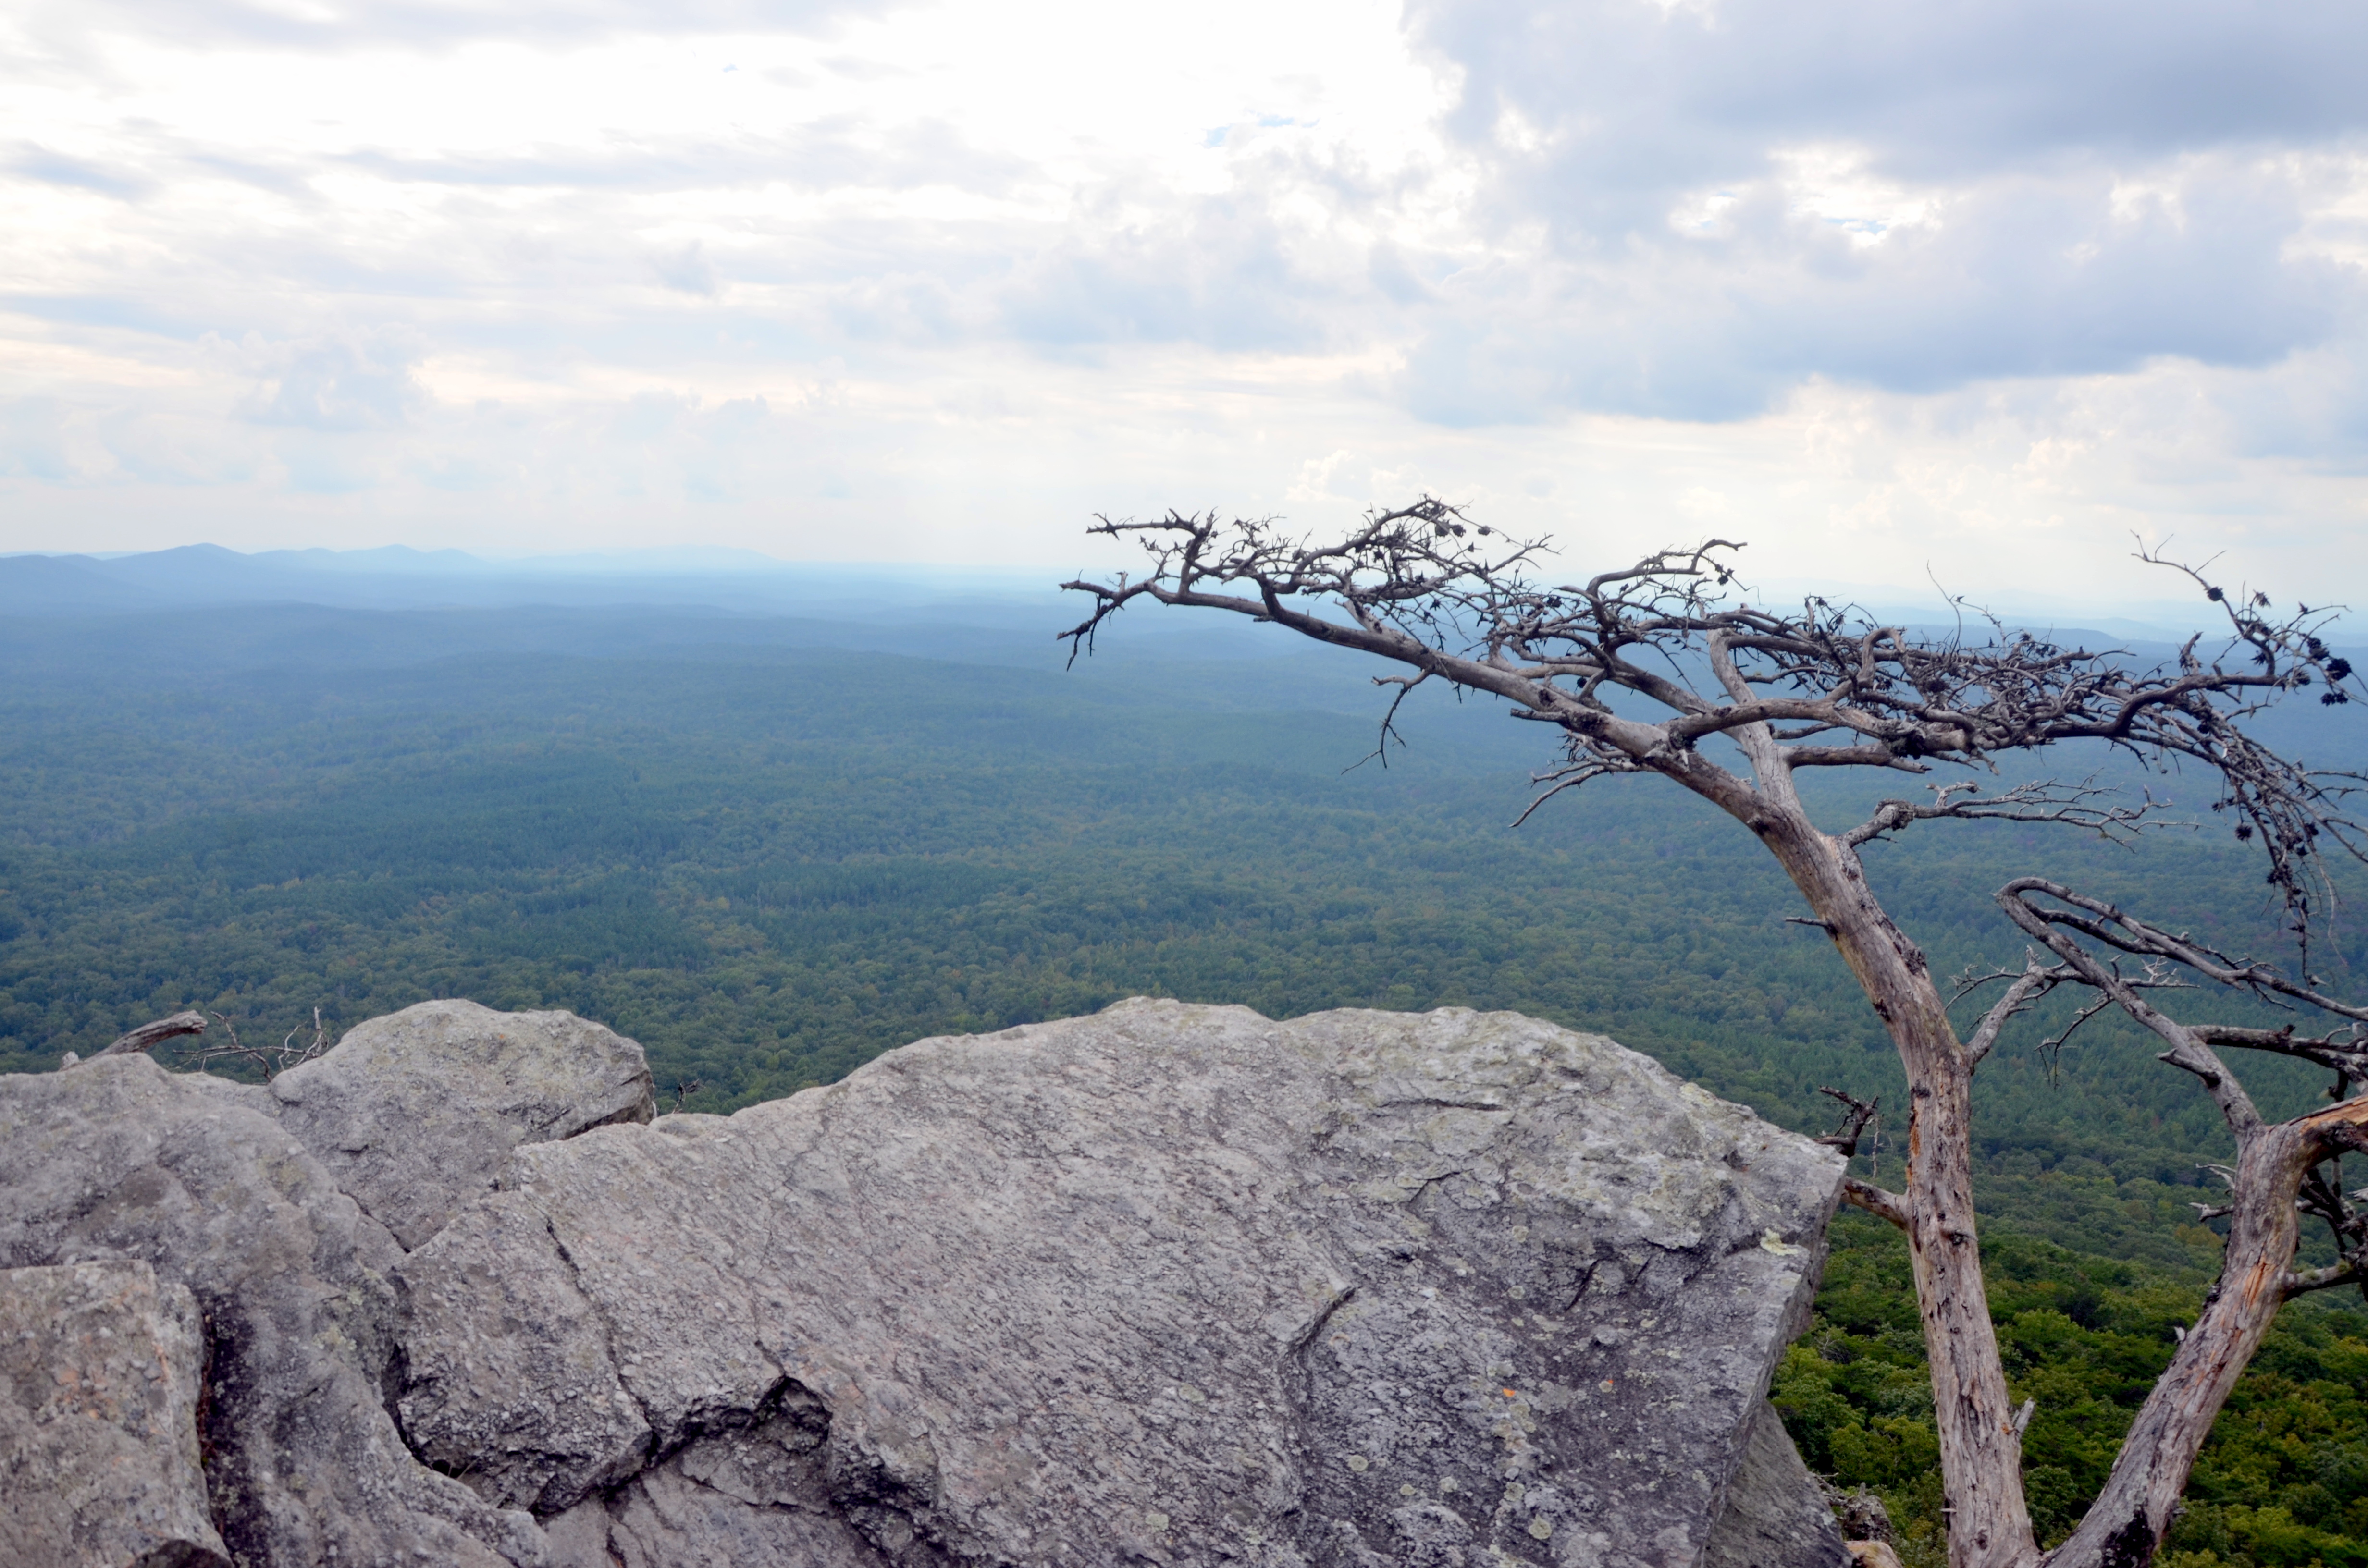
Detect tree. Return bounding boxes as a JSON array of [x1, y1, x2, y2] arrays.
[[1058, 500, 2368, 1568]]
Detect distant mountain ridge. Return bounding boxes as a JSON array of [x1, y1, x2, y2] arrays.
[[0, 542, 2291, 649], [0, 543, 1065, 620]]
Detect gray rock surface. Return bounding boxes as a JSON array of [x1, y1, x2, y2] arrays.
[[0, 1054, 543, 1568], [0, 1001, 658, 1567], [1702, 1400, 1852, 1568], [401, 999, 1847, 1568], [268, 999, 655, 1250], [0, 1259, 227, 1568], [4, 997, 1849, 1567]]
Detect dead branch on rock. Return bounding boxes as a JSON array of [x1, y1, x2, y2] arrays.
[[91, 1011, 209, 1061], [177, 1007, 333, 1080]]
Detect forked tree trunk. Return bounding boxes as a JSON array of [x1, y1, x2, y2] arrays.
[[2040, 1095, 2368, 1567]]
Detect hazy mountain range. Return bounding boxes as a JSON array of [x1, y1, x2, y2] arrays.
[[0, 542, 2284, 651]]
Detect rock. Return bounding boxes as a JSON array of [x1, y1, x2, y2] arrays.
[[0, 1259, 228, 1568], [267, 999, 656, 1250], [567, 1384, 894, 1568], [0, 1018, 639, 1568], [5, 997, 1845, 1568], [401, 999, 1846, 1567], [1701, 1399, 1852, 1568], [1830, 1485, 1894, 1544]]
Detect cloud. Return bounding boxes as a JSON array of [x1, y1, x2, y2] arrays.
[[1394, 0, 2368, 420], [0, 398, 83, 481], [16, 0, 888, 54], [333, 118, 1032, 199], [1412, 0, 2368, 185], [5, 0, 2368, 583], [652, 242, 719, 297], [1403, 156, 2353, 424], [5, 143, 155, 200], [100, 409, 257, 483], [242, 332, 426, 431], [997, 190, 1331, 354]]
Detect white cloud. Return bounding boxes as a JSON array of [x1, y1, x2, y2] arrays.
[[0, 0, 2363, 611]]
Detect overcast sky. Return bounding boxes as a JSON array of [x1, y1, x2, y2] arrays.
[[4, 0, 2365, 604]]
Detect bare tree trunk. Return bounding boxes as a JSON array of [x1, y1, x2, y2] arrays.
[[1757, 811, 2040, 1568], [2042, 1096, 2368, 1567]]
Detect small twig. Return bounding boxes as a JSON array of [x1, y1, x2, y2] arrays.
[[1959, 953, 2068, 1066]]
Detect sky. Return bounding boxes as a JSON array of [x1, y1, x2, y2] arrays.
[[3, 0, 2366, 608]]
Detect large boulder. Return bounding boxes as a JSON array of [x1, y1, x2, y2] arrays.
[[0, 1260, 226, 1568], [3, 998, 1850, 1568], [267, 999, 656, 1250], [400, 999, 1850, 1568], [0, 1053, 545, 1567]]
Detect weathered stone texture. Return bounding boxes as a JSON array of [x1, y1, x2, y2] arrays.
[[4, 997, 1848, 1568], [1702, 1399, 1852, 1568], [0, 1259, 226, 1568], [0, 996, 660, 1568], [268, 999, 655, 1250], [402, 999, 1847, 1568]]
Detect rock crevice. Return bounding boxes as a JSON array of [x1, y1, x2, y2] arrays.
[[4, 997, 1851, 1568]]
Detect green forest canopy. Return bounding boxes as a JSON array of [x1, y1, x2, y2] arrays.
[[3, 595, 2364, 1565]]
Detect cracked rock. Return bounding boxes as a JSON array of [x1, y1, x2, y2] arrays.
[[1, 1001, 655, 1567], [269, 999, 655, 1251], [0, 1259, 227, 1568], [6, 997, 1846, 1568], [400, 998, 1848, 1568], [0, 1053, 543, 1568]]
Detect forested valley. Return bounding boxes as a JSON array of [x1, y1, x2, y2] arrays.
[[3, 578, 2364, 1565]]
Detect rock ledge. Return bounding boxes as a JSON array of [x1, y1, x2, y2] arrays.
[[3, 998, 1848, 1568]]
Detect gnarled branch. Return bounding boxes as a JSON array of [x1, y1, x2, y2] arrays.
[[92, 1011, 208, 1061]]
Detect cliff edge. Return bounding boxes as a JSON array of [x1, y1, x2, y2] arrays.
[[1, 998, 1849, 1568]]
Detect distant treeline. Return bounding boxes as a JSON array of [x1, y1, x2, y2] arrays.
[[1, 608, 2361, 1274], [8, 601, 2368, 1565]]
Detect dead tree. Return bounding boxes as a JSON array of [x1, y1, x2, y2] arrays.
[[97, 1010, 209, 1058], [1058, 500, 2364, 1568]]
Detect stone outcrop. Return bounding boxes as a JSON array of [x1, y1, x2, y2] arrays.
[[0, 1002, 654, 1568], [1703, 1400, 1852, 1568], [265, 999, 656, 1250], [399, 997, 1851, 1568], [2, 997, 1851, 1568], [0, 1260, 226, 1568]]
